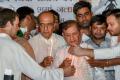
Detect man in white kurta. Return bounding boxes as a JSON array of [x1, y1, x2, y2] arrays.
[[29, 11, 66, 67], [52, 45, 93, 80], [52, 20, 93, 80], [0, 33, 64, 80]]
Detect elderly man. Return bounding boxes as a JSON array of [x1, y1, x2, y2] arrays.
[[52, 20, 93, 80], [29, 11, 66, 68]]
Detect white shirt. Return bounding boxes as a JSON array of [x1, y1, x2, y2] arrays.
[[0, 33, 64, 80], [94, 36, 119, 59], [29, 33, 66, 64], [52, 45, 93, 80], [93, 36, 120, 80]]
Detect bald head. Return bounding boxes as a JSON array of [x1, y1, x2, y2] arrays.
[[38, 11, 55, 24], [38, 11, 55, 39]]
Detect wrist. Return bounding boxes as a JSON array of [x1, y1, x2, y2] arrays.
[[106, 60, 109, 66]]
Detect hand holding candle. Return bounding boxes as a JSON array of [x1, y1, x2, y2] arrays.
[[40, 56, 53, 68]]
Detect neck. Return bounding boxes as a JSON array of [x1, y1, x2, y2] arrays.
[[91, 37, 105, 45]]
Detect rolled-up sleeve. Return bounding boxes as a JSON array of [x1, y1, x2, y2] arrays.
[[94, 44, 120, 59]]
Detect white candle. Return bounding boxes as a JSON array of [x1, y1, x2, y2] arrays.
[[50, 39, 53, 56]]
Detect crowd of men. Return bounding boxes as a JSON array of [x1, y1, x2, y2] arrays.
[[0, 1, 120, 80]]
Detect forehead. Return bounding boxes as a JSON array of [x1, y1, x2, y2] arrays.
[[14, 16, 19, 23], [107, 15, 118, 22], [39, 12, 54, 22], [64, 24, 79, 33], [77, 7, 91, 14], [92, 22, 107, 28]]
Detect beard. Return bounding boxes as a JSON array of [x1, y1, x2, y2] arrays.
[[79, 21, 90, 28]]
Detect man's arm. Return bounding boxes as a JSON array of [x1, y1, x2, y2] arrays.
[[16, 44, 75, 80], [69, 44, 120, 59]]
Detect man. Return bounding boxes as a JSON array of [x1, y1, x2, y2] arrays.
[[0, 8, 75, 80], [29, 11, 66, 68], [52, 20, 93, 80], [73, 1, 93, 42], [16, 6, 36, 40], [69, 9, 120, 80], [85, 15, 114, 80]]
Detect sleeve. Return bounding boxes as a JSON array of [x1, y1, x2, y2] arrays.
[[15, 45, 64, 80], [94, 44, 120, 59]]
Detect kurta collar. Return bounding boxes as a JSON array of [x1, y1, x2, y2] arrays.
[[40, 33, 54, 45], [0, 33, 12, 40]]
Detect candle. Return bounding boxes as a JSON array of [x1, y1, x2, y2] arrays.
[[49, 39, 53, 56]]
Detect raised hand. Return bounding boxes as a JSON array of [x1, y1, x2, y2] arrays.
[[59, 58, 72, 68], [62, 65, 76, 77], [40, 56, 53, 68]]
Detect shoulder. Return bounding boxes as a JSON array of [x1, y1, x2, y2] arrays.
[[53, 33, 64, 40], [29, 33, 40, 42], [53, 33, 66, 44], [0, 38, 24, 53]]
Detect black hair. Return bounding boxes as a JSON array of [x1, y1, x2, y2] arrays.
[[90, 14, 107, 26], [0, 8, 18, 28], [49, 9, 60, 23], [73, 1, 92, 15], [62, 20, 80, 32], [16, 6, 34, 21], [105, 9, 120, 20]]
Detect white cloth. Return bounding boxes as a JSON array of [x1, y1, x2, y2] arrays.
[[0, 33, 64, 80], [84, 37, 112, 80], [94, 36, 119, 59], [81, 33, 90, 42], [29, 33, 66, 64], [93, 36, 120, 80], [52, 46, 93, 80]]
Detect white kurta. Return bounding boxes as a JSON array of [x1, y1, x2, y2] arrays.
[[29, 33, 66, 64], [52, 46, 93, 80], [0, 33, 64, 80]]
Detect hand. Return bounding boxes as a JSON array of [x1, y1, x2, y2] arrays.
[[40, 56, 53, 68], [68, 45, 83, 56], [62, 65, 76, 77], [24, 32, 30, 40], [59, 58, 72, 68], [68, 45, 93, 58]]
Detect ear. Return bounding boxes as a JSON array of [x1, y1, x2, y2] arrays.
[[6, 21, 12, 27], [91, 12, 93, 16], [26, 15, 31, 21], [89, 26, 92, 31], [62, 32, 64, 37], [53, 23, 56, 31]]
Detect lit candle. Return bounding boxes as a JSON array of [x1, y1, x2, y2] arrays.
[[50, 39, 53, 56]]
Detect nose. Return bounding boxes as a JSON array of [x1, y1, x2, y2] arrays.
[[70, 35, 74, 41], [96, 29, 101, 33], [107, 24, 111, 31], [44, 25, 48, 32], [81, 15, 87, 22]]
